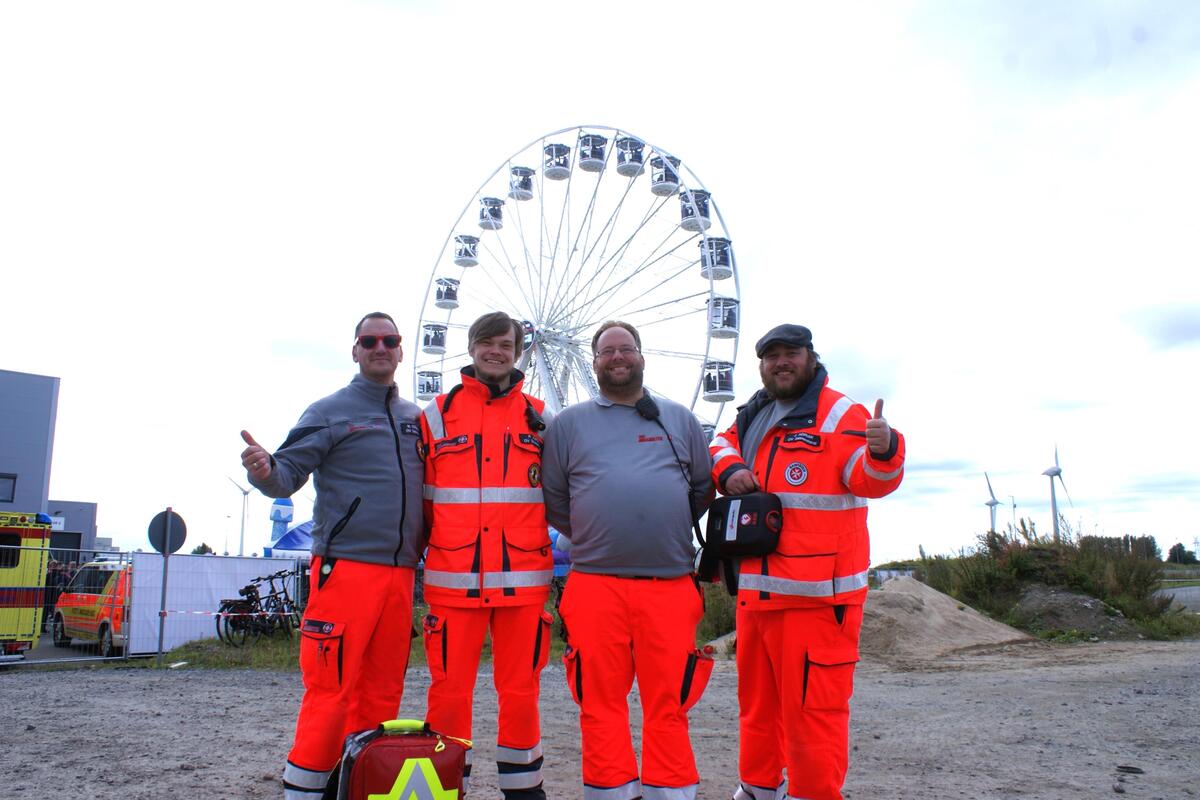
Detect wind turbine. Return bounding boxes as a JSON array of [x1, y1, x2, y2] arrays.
[[984, 473, 1002, 532], [228, 477, 251, 557], [1042, 447, 1073, 542]]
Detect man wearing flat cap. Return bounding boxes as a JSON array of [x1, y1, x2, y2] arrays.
[[709, 324, 906, 800]]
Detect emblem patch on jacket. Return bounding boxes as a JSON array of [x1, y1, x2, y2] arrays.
[[528, 463, 541, 488], [785, 462, 809, 486], [518, 433, 544, 452], [400, 422, 421, 437], [416, 439, 427, 460]]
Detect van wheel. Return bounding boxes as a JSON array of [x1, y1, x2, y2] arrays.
[[52, 615, 70, 647], [99, 625, 115, 658]]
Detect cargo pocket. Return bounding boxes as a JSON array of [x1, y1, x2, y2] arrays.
[[679, 647, 714, 712], [299, 619, 345, 692], [422, 614, 448, 682], [802, 646, 859, 711], [532, 610, 553, 673], [563, 645, 583, 705]]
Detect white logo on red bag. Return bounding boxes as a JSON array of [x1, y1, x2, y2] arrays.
[[785, 462, 808, 486]]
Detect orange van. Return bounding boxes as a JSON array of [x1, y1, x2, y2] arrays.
[[52, 559, 130, 657]]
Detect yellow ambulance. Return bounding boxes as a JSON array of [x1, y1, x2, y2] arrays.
[[0, 511, 51, 660]]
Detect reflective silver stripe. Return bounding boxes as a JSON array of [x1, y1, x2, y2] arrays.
[[422, 400, 445, 440], [584, 780, 642, 800], [738, 573, 834, 597], [284, 789, 325, 799], [733, 782, 786, 800], [424, 486, 545, 504], [283, 762, 331, 791], [819, 396, 854, 433], [834, 570, 869, 594], [842, 445, 866, 487], [423, 570, 480, 589], [497, 742, 544, 764], [711, 446, 740, 464], [643, 784, 698, 800], [864, 461, 903, 481], [778, 493, 868, 511], [499, 769, 545, 790], [712, 435, 736, 450], [482, 569, 553, 589]]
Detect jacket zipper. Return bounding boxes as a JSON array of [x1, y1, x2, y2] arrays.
[[384, 386, 408, 566]]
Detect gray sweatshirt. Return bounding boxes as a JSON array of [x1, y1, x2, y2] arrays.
[[540, 393, 713, 577], [250, 373, 426, 567]]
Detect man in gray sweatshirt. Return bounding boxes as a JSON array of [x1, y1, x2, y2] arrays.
[[239, 311, 425, 800], [541, 320, 714, 800]]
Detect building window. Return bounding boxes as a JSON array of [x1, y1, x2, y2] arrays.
[[0, 474, 15, 503]]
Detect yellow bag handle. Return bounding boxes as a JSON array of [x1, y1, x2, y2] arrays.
[[381, 719, 426, 734]]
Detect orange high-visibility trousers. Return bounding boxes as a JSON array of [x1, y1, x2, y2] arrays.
[[559, 572, 710, 800], [735, 604, 863, 800], [282, 558, 415, 799], [423, 603, 554, 798]]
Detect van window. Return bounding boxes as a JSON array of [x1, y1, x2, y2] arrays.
[[0, 533, 19, 568]]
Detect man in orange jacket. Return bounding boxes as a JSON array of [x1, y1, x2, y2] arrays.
[[420, 311, 554, 800], [710, 324, 906, 800]]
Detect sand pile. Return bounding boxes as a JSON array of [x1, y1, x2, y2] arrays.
[[861, 576, 1031, 662]]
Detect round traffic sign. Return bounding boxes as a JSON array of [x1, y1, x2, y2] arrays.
[[148, 510, 187, 554]]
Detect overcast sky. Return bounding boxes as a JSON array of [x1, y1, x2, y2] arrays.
[[3, 1, 1198, 562]]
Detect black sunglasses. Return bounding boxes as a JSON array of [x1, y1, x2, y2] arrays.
[[356, 334, 402, 349]]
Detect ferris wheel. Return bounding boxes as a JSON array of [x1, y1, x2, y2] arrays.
[[414, 124, 742, 438]]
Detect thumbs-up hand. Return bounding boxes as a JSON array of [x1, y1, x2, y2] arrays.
[[240, 430, 272, 481], [865, 399, 892, 456]]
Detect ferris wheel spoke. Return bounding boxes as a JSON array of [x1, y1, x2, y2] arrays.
[[505, 171, 543, 320], [550, 176, 639, 326], [474, 238, 537, 319], [565, 238, 699, 331], [544, 194, 664, 327], [491, 230, 540, 319]]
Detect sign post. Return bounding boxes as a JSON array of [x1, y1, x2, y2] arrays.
[[148, 508, 187, 668]]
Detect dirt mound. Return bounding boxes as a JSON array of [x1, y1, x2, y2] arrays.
[[861, 576, 1031, 662], [1008, 584, 1142, 640]]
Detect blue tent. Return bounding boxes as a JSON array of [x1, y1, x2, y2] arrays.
[[263, 520, 313, 560]]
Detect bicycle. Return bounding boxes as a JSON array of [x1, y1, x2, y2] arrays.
[[216, 569, 303, 646]]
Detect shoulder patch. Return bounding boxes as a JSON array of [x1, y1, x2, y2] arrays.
[[400, 422, 421, 437], [518, 433, 544, 452]]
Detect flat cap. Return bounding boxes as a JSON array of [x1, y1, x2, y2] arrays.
[[755, 324, 813, 357]]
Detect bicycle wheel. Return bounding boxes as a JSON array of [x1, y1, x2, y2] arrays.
[[222, 602, 252, 647]]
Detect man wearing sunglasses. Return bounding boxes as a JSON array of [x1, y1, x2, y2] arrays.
[[419, 311, 553, 800], [240, 311, 425, 800]]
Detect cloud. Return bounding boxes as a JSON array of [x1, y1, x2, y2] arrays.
[[1128, 305, 1200, 349]]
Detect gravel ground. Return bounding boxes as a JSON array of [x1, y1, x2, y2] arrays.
[[3, 638, 1198, 799]]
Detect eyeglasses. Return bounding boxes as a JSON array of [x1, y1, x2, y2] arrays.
[[595, 345, 640, 359], [356, 334, 402, 349]]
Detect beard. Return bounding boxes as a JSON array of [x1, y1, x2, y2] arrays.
[[762, 359, 817, 400], [597, 360, 645, 395]]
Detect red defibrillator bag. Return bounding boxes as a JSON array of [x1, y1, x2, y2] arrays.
[[336, 719, 471, 800]]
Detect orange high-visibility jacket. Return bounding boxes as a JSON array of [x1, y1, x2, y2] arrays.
[[420, 369, 552, 608], [710, 373, 905, 609]]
